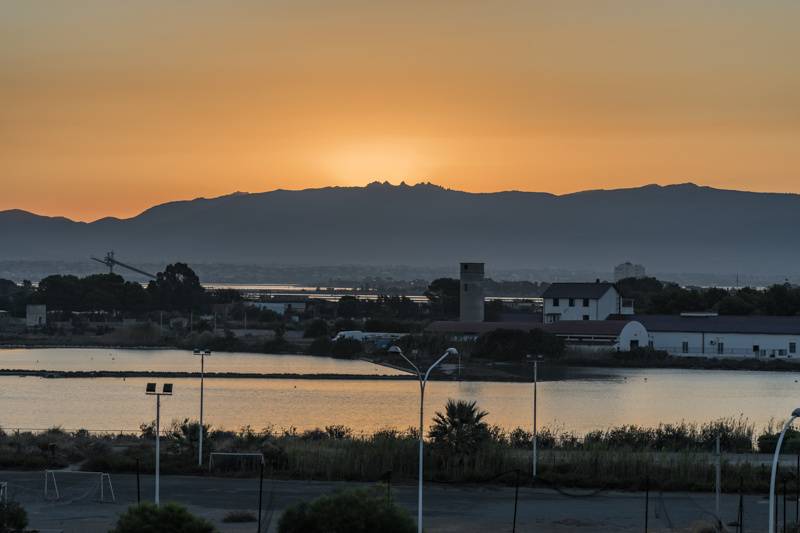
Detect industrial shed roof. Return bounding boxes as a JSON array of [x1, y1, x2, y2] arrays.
[[631, 315, 800, 335], [426, 320, 637, 337]]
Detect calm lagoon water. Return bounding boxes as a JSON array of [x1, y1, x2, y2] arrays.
[[1, 348, 800, 434]]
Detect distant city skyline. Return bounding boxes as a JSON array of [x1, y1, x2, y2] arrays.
[[3, 1, 799, 221]]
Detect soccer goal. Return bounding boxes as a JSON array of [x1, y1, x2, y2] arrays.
[[208, 452, 265, 473], [44, 470, 116, 503]]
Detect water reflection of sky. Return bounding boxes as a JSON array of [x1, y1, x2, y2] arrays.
[[1, 358, 799, 435]]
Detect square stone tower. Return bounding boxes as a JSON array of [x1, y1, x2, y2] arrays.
[[459, 262, 485, 322]]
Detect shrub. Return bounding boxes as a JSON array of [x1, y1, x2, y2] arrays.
[[277, 488, 415, 533], [330, 338, 363, 358], [304, 319, 329, 338], [0, 501, 28, 532], [222, 510, 257, 523], [429, 400, 491, 464], [307, 337, 333, 356], [110, 502, 217, 533]]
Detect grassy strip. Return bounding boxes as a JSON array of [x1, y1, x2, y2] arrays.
[[1, 418, 797, 493]]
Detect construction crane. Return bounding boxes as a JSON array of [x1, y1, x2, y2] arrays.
[[91, 251, 157, 279]]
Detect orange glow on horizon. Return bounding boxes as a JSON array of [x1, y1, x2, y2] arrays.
[[2, 1, 799, 221]]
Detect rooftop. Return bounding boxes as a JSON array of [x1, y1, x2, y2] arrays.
[[630, 314, 800, 335], [427, 320, 637, 337], [542, 282, 615, 300]]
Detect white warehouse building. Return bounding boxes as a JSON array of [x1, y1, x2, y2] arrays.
[[634, 314, 800, 358]]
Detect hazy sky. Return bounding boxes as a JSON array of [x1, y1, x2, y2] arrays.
[[2, 1, 799, 221]]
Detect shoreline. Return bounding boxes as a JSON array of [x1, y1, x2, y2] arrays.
[[0, 368, 417, 380]]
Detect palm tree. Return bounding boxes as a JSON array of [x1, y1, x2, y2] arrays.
[[428, 400, 490, 462]]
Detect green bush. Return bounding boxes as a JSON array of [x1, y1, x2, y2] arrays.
[[0, 501, 28, 532], [278, 488, 415, 533], [222, 510, 257, 523], [110, 502, 217, 533]]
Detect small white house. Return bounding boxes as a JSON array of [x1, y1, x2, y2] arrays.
[[636, 314, 800, 358], [26, 304, 46, 327], [542, 282, 633, 323]]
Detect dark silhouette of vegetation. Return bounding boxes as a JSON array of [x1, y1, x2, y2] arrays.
[[429, 400, 491, 465], [424, 278, 460, 319], [303, 319, 329, 338], [473, 328, 564, 361], [277, 489, 415, 533], [330, 338, 363, 358], [110, 502, 216, 533], [617, 277, 800, 315], [147, 263, 206, 312], [0, 501, 28, 532]]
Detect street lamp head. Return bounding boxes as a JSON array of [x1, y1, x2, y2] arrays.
[[445, 347, 458, 356], [388, 345, 403, 355], [162, 383, 173, 395], [792, 407, 800, 418], [146, 382, 156, 394], [193, 349, 201, 355]]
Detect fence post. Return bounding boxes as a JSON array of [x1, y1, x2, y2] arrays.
[[644, 475, 649, 533], [737, 476, 743, 533], [257, 462, 264, 533], [512, 469, 519, 533], [136, 459, 141, 504], [715, 434, 721, 518]]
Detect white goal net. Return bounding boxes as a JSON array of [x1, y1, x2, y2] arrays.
[[44, 470, 116, 503]]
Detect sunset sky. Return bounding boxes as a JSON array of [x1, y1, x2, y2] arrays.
[[2, 1, 799, 221]]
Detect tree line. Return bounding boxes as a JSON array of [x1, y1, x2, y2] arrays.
[[0, 263, 240, 317], [617, 277, 800, 316]]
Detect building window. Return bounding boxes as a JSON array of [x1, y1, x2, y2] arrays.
[[791, 342, 797, 354], [753, 345, 760, 354], [464, 283, 469, 292], [582, 315, 590, 321], [717, 342, 724, 355], [630, 340, 639, 350], [569, 298, 575, 307], [552, 298, 559, 307], [779, 349, 787, 356], [583, 298, 590, 307], [682, 341, 689, 354]]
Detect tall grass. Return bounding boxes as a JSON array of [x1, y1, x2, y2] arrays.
[[0, 418, 786, 492]]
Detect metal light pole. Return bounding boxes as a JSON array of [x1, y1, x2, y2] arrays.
[[145, 382, 173, 506], [193, 349, 211, 467], [527, 354, 543, 479], [769, 408, 800, 533], [389, 345, 457, 533]]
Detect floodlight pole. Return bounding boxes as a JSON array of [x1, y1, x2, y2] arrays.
[[155, 394, 161, 505], [533, 358, 538, 479], [195, 349, 210, 467], [146, 383, 173, 506], [770, 409, 800, 533], [389, 346, 456, 533]]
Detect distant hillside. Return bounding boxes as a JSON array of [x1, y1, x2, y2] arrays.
[[2, 182, 799, 276]]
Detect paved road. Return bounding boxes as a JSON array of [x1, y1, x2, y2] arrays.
[[0, 470, 782, 532]]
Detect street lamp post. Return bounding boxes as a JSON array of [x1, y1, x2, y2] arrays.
[[388, 345, 457, 533], [145, 382, 173, 506], [769, 407, 800, 533], [526, 354, 543, 479], [193, 349, 211, 467]]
